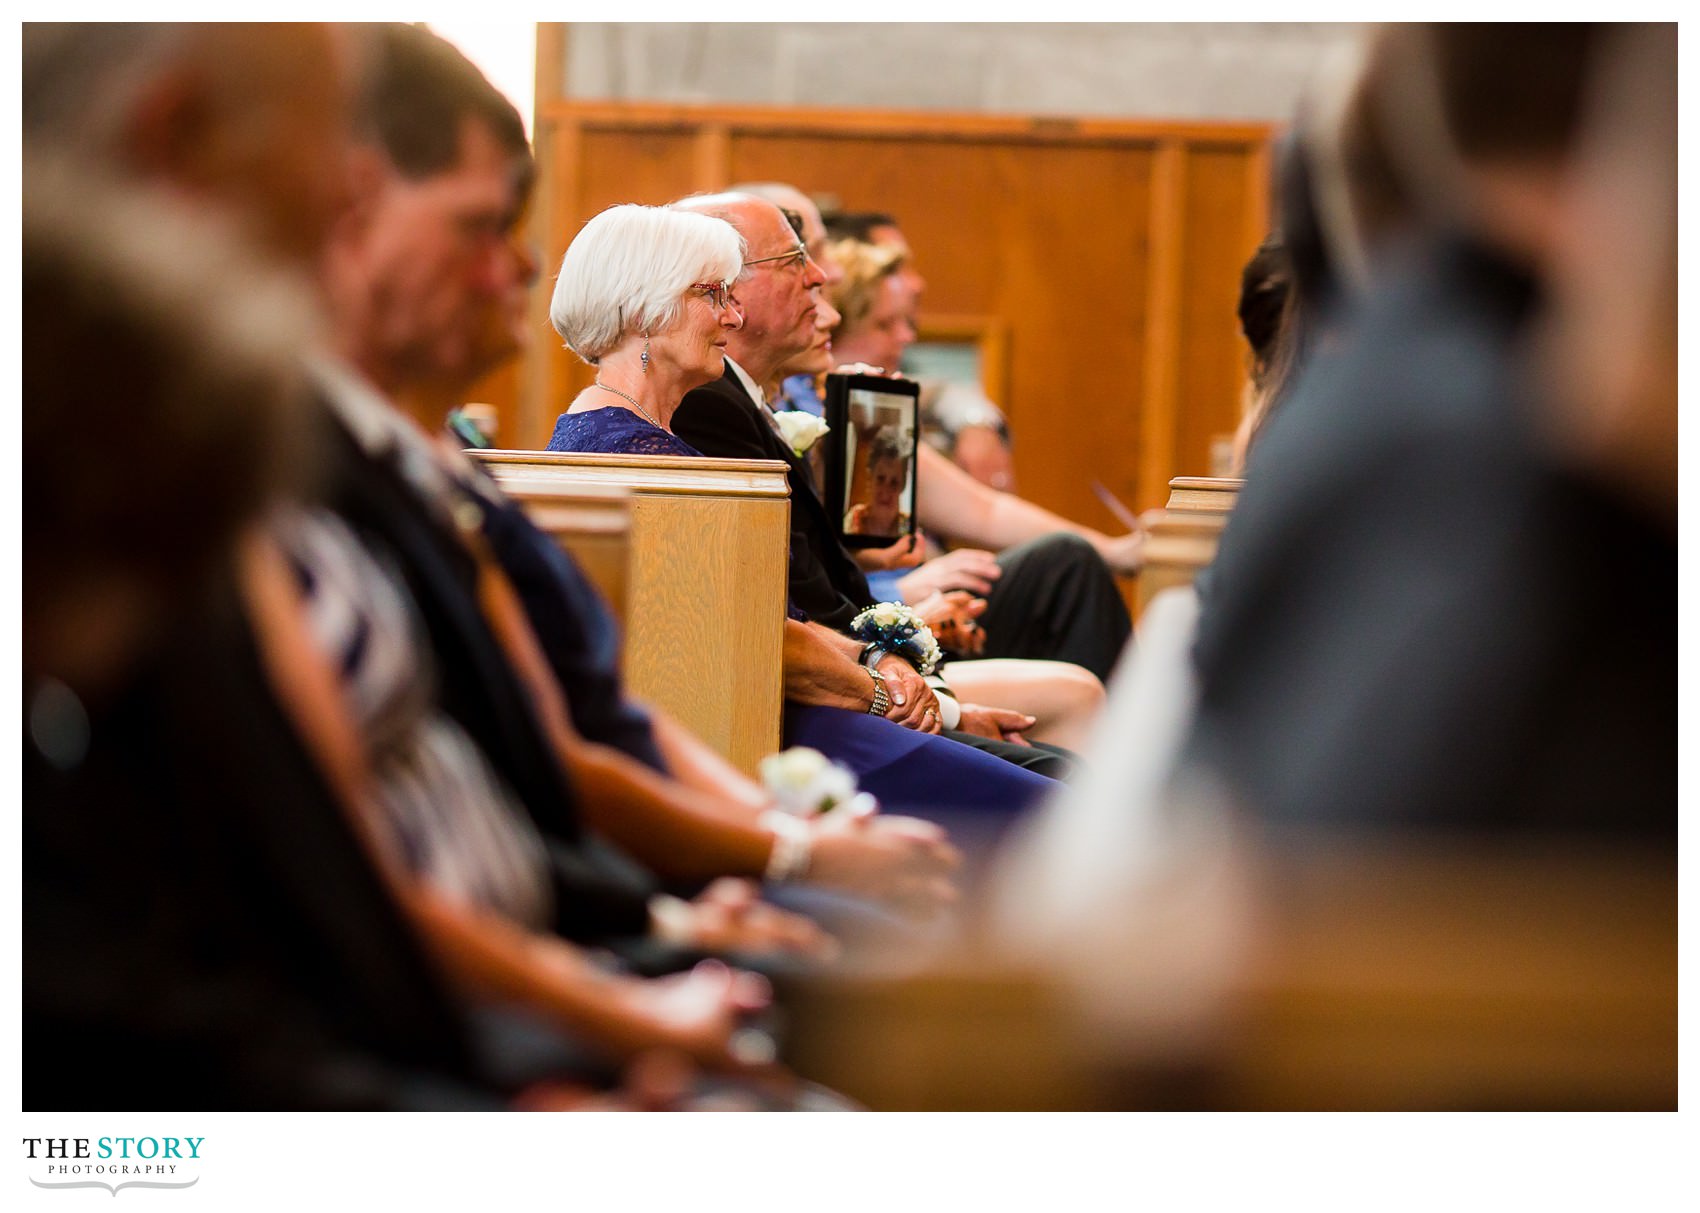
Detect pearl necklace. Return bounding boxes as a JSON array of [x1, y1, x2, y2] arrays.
[[593, 381, 664, 429]]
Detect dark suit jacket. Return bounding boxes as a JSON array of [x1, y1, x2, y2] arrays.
[[673, 366, 1080, 780], [315, 399, 662, 942], [674, 364, 872, 630]]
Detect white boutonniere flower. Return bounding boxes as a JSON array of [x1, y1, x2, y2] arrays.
[[759, 746, 865, 817], [772, 410, 830, 456]]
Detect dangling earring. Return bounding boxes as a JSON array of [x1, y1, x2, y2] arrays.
[[641, 335, 651, 374]]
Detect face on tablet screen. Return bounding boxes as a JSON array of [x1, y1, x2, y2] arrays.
[[841, 388, 916, 539]]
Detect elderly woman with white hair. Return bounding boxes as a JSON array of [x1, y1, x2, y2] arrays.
[[547, 204, 745, 455], [546, 203, 1061, 860]]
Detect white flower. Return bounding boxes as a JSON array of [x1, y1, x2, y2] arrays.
[[772, 410, 830, 456], [849, 602, 942, 674], [759, 746, 860, 816]]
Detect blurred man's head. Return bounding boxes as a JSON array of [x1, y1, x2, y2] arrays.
[[1533, 23, 1675, 520], [1374, 23, 1604, 265], [24, 155, 317, 699], [671, 192, 829, 385], [23, 22, 356, 267], [327, 22, 538, 397]]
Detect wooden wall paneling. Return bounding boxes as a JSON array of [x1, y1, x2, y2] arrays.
[[1138, 138, 1187, 514], [532, 124, 699, 447], [518, 111, 584, 449], [990, 141, 1152, 532], [1176, 146, 1264, 481], [693, 123, 732, 192], [535, 23, 567, 111], [540, 99, 1272, 146]]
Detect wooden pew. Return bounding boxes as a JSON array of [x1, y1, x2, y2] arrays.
[[483, 477, 633, 623], [1136, 475, 1244, 615], [474, 449, 791, 774], [778, 834, 1675, 1110]]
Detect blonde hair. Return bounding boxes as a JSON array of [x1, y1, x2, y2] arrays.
[[824, 238, 905, 336]]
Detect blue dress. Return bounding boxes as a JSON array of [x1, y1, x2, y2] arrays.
[[547, 406, 1057, 841]]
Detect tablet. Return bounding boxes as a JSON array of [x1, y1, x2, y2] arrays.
[[822, 372, 921, 550]]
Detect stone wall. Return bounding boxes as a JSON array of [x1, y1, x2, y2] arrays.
[[556, 22, 1362, 121]]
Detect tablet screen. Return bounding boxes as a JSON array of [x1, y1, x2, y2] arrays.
[[822, 373, 921, 550]]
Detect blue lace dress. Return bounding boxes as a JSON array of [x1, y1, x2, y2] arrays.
[[549, 407, 701, 458], [546, 405, 1056, 836]]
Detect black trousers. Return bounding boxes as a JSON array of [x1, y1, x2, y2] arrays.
[[942, 729, 1080, 781], [975, 533, 1131, 682]]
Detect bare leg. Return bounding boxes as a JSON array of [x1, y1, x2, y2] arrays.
[[942, 658, 1106, 752]]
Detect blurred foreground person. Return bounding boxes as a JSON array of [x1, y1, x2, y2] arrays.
[[1187, 23, 1673, 836], [955, 28, 1672, 1112], [22, 157, 498, 1109]]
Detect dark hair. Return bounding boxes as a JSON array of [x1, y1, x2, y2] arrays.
[[1237, 238, 1291, 371], [1235, 234, 1304, 453], [780, 207, 806, 240], [823, 209, 899, 243], [1426, 23, 1602, 162], [357, 23, 533, 194]]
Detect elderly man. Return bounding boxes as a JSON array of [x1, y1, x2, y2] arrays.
[[669, 192, 1104, 775], [723, 184, 1137, 684]]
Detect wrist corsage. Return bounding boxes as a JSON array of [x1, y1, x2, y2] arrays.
[[849, 601, 943, 675], [772, 410, 830, 457]]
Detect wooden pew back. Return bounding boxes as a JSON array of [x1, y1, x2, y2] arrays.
[[475, 449, 791, 774], [1136, 475, 1244, 615]]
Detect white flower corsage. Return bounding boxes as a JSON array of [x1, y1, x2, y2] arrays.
[[759, 746, 875, 818], [772, 410, 830, 456], [849, 601, 943, 675]]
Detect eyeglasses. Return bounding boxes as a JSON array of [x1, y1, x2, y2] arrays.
[[691, 281, 734, 310], [742, 242, 809, 272]]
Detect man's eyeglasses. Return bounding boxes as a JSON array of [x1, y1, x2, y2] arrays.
[[742, 242, 809, 272], [691, 281, 734, 310]]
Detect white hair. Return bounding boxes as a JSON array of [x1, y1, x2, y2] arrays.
[[549, 204, 744, 365]]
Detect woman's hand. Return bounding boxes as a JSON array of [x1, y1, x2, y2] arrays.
[[1090, 511, 1165, 575], [808, 812, 961, 915], [684, 878, 839, 961], [853, 533, 925, 571], [625, 959, 775, 1071], [914, 589, 987, 656], [874, 653, 942, 732], [897, 548, 1003, 599], [956, 704, 1036, 746]]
